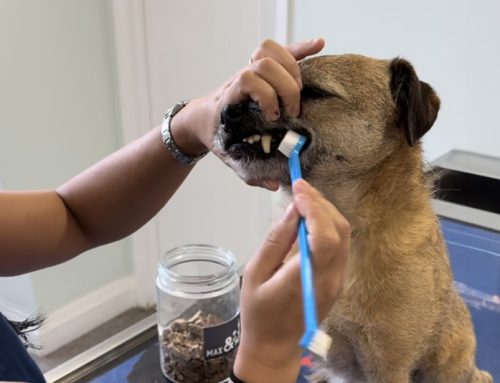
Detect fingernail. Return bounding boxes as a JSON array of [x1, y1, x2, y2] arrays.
[[293, 192, 308, 208], [283, 202, 297, 220], [271, 109, 280, 121], [293, 178, 306, 187], [265, 112, 278, 122], [293, 178, 310, 192]]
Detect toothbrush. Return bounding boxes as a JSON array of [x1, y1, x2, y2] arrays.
[[278, 130, 332, 360]]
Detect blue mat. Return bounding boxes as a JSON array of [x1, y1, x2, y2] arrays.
[[441, 218, 500, 380]]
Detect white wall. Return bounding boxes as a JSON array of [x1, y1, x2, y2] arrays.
[[0, 276, 38, 319], [0, 0, 282, 352], [142, 0, 278, 267], [0, 0, 133, 314], [290, 0, 500, 161]]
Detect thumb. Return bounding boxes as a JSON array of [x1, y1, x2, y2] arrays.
[[287, 38, 325, 61], [248, 203, 299, 284]]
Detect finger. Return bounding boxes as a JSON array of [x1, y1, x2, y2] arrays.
[[295, 194, 342, 268], [293, 180, 349, 236], [292, 179, 322, 198], [294, 194, 334, 236], [292, 181, 334, 236], [287, 38, 325, 61], [262, 252, 302, 302], [293, 180, 351, 292], [315, 270, 344, 320], [325, 222, 350, 280], [223, 69, 280, 121], [251, 57, 301, 117], [315, 232, 350, 320], [292, 183, 350, 273], [251, 39, 302, 89], [247, 203, 300, 284]]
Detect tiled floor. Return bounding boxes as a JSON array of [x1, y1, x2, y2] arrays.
[[31, 307, 155, 373]]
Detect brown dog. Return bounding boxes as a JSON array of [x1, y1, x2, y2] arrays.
[[215, 54, 493, 383]]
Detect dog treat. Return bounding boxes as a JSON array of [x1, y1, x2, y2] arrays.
[[161, 310, 236, 383]]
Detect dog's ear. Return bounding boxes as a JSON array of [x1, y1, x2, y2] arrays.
[[390, 58, 440, 146]]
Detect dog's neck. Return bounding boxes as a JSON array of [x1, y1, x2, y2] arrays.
[[317, 144, 435, 239]]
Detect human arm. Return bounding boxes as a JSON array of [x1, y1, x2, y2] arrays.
[[0, 38, 325, 276], [0, 125, 190, 275], [234, 179, 350, 383]]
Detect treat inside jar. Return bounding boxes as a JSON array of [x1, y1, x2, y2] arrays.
[[161, 310, 238, 383]]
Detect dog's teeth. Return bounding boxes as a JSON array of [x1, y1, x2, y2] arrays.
[[243, 134, 260, 144], [261, 135, 272, 154], [252, 134, 261, 142]]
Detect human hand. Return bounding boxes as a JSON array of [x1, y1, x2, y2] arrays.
[[169, 38, 325, 189], [233, 179, 350, 383]]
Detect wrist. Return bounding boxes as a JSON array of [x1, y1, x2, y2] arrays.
[[169, 99, 209, 157], [233, 340, 301, 383]]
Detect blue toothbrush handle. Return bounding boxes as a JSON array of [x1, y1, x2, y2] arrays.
[[290, 155, 303, 181], [289, 154, 320, 346], [298, 217, 319, 332]]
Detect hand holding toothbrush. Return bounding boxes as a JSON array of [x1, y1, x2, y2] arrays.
[[234, 179, 350, 383]]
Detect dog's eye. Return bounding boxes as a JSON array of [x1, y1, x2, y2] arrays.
[[301, 86, 333, 100]]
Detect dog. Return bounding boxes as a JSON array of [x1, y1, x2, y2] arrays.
[[214, 54, 493, 383]]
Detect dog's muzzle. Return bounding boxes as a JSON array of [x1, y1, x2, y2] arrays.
[[220, 101, 310, 161]]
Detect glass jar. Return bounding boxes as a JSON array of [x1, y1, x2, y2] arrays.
[[156, 244, 240, 383]]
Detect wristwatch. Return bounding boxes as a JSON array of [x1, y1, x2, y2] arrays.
[[161, 100, 208, 165]]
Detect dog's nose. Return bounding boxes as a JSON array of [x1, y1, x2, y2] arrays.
[[221, 103, 247, 127]]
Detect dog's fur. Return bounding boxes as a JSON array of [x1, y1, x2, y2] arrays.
[[215, 54, 493, 382]]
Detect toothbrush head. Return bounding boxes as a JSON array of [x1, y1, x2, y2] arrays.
[[278, 130, 308, 158]]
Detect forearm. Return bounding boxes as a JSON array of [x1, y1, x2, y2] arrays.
[[0, 39, 324, 276], [56, 125, 195, 247], [0, 126, 194, 275]]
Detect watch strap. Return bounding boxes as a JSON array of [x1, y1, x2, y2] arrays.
[[161, 100, 208, 165]]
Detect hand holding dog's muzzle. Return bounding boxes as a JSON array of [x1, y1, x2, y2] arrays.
[[169, 39, 324, 190]]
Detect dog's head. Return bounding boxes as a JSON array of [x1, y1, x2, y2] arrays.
[[214, 54, 440, 186]]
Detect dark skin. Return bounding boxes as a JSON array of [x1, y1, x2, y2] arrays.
[[0, 39, 350, 382]]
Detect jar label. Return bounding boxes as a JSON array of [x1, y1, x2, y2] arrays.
[[203, 312, 240, 359]]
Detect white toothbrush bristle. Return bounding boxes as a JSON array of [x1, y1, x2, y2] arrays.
[[278, 130, 302, 158], [307, 330, 332, 360]]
